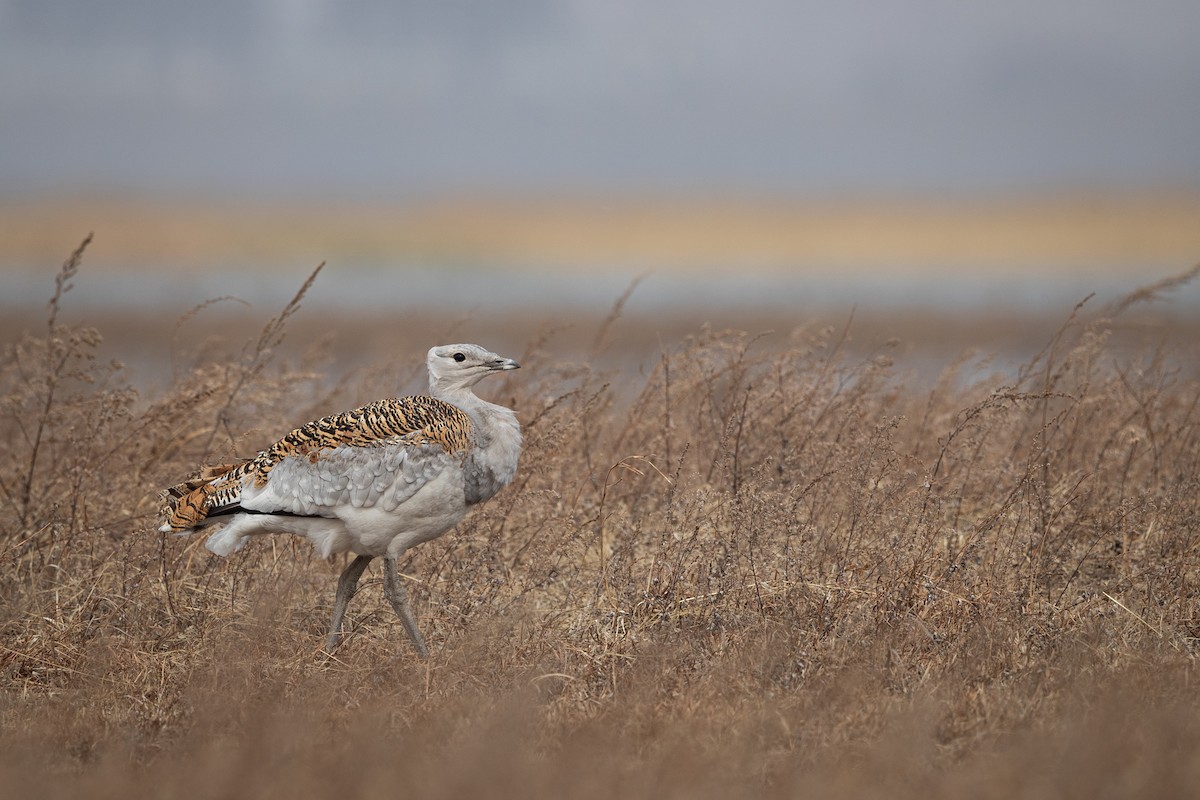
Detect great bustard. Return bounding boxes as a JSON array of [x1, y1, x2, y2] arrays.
[[160, 344, 522, 658]]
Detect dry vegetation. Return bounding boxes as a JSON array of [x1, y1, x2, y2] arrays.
[[2, 238, 1200, 797], [4, 191, 1200, 272]]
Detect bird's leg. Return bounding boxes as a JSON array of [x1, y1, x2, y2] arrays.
[[383, 555, 429, 659], [325, 554, 373, 652]]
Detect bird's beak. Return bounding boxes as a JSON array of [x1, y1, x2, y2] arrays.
[[491, 357, 520, 371]]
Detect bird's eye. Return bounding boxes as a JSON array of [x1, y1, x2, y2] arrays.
[[453, 352, 466, 362]]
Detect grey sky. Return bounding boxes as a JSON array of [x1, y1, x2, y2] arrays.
[[2, 0, 1198, 197]]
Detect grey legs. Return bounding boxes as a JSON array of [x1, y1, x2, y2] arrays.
[[383, 554, 429, 659], [324, 552, 429, 659], [326, 554, 372, 652]]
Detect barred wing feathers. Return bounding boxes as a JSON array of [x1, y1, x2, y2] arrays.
[[160, 396, 473, 532]]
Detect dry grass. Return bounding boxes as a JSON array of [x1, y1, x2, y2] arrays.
[[2, 239, 1200, 797], [3, 191, 1200, 272]]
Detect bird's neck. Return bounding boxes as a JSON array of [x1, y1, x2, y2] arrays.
[[436, 387, 513, 433], [432, 383, 480, 410], [433, 384, 521, 504]]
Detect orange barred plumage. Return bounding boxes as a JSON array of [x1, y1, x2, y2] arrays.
[[159, 396, 473, 531]]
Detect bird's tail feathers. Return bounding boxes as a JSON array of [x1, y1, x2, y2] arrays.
[[158, 463, 243, 532]]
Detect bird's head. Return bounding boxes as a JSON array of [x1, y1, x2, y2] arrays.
[[427, 344, 520, 395]]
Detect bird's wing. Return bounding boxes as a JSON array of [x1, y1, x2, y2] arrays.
[[241, 434, 457, 516], [160, 397, 472, 529]]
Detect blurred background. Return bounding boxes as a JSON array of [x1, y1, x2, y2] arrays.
[[1, 0, 1198, 375]]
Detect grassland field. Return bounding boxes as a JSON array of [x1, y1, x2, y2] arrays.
[[3, 192, 1199, 273], [2, 225, 1200, 797]]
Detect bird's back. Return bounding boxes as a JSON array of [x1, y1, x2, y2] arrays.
[[160, 396, 474, 533]]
